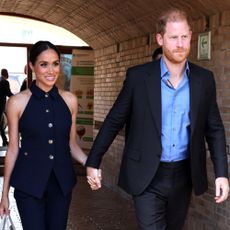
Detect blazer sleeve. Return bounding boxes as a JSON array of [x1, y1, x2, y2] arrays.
[[86, 69, 133, 168], [4, 80, 13, 97], [205, 72, 228, 178]]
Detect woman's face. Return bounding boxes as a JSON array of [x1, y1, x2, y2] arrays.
[[30, 48, 60, 91]]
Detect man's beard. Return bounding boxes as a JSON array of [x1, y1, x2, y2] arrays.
[[164, 47, 190, 64]]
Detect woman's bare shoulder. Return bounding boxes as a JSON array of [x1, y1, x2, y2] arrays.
[[10, 89, 31, 102], [7, 89, 32, 112], [58, 89, 77, 114], [59, 90, 77, 103]]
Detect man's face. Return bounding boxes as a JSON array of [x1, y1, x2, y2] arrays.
[[156, 20, 192, 64]]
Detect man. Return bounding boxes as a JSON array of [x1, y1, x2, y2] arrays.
[[152, 46, 163, 61], [0, 68, 13, 146], [20, 64, 28, 92], [86, 8, 229, 230]]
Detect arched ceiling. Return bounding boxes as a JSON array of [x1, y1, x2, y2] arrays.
[[1, 0, 230, 49]]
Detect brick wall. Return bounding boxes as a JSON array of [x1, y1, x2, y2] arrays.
[[92, 10, 230, 229], [184, 11, 230, 230]]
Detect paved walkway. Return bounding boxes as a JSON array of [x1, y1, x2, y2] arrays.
[[68, 175, 138, 230], [0, 147, 138, 229]]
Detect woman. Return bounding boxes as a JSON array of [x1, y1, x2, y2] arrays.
[[0, 41, 88, 229]]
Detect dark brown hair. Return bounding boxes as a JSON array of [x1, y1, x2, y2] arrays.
[[152, 47, 162, 60], [1, 68, 9, 79], [29, 41, 60, 65]]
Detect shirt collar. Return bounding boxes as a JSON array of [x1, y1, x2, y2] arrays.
[[160, 57, 190, 79], [30, 80, 59, 100]]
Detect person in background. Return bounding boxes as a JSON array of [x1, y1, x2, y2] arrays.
[[152, 46, 163, 60], [0, 68, 13, 146], [86, 8, 229, 230], [20, 65, 28, 92], [0, 41, 88, 230]]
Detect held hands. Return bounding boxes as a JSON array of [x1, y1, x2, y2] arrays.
[[86, 167, 102, 190], [215, 177, 229, 203]]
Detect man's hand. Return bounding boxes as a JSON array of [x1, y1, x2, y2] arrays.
[[215, 177, 229, 203], [86, 167, 102, 190]]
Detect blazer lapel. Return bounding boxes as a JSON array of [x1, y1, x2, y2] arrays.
[[189, 63, 202, 136], [143, 61, 202, 137], [144, 61, 161, 136]]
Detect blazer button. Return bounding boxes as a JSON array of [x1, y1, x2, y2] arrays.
[[48, 139, 54, 144], [48, 123, 53, 128], [24, 152, 28, 156], [49, 155, 54, 160]]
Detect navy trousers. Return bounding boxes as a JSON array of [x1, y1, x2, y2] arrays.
[[133, 159, 192, 230], [14, 171, 72, 230]]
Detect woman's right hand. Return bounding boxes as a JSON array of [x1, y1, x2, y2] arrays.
[[0, 196, 10, 216]]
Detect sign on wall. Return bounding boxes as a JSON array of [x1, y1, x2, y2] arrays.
[[70, 49, 94, 150], [197, 31, 211, 60]]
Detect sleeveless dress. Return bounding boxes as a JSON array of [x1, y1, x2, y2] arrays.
[[10, 81, 77, 198]]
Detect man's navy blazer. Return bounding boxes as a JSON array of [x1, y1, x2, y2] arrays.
[[86, 60, 228, 196]]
